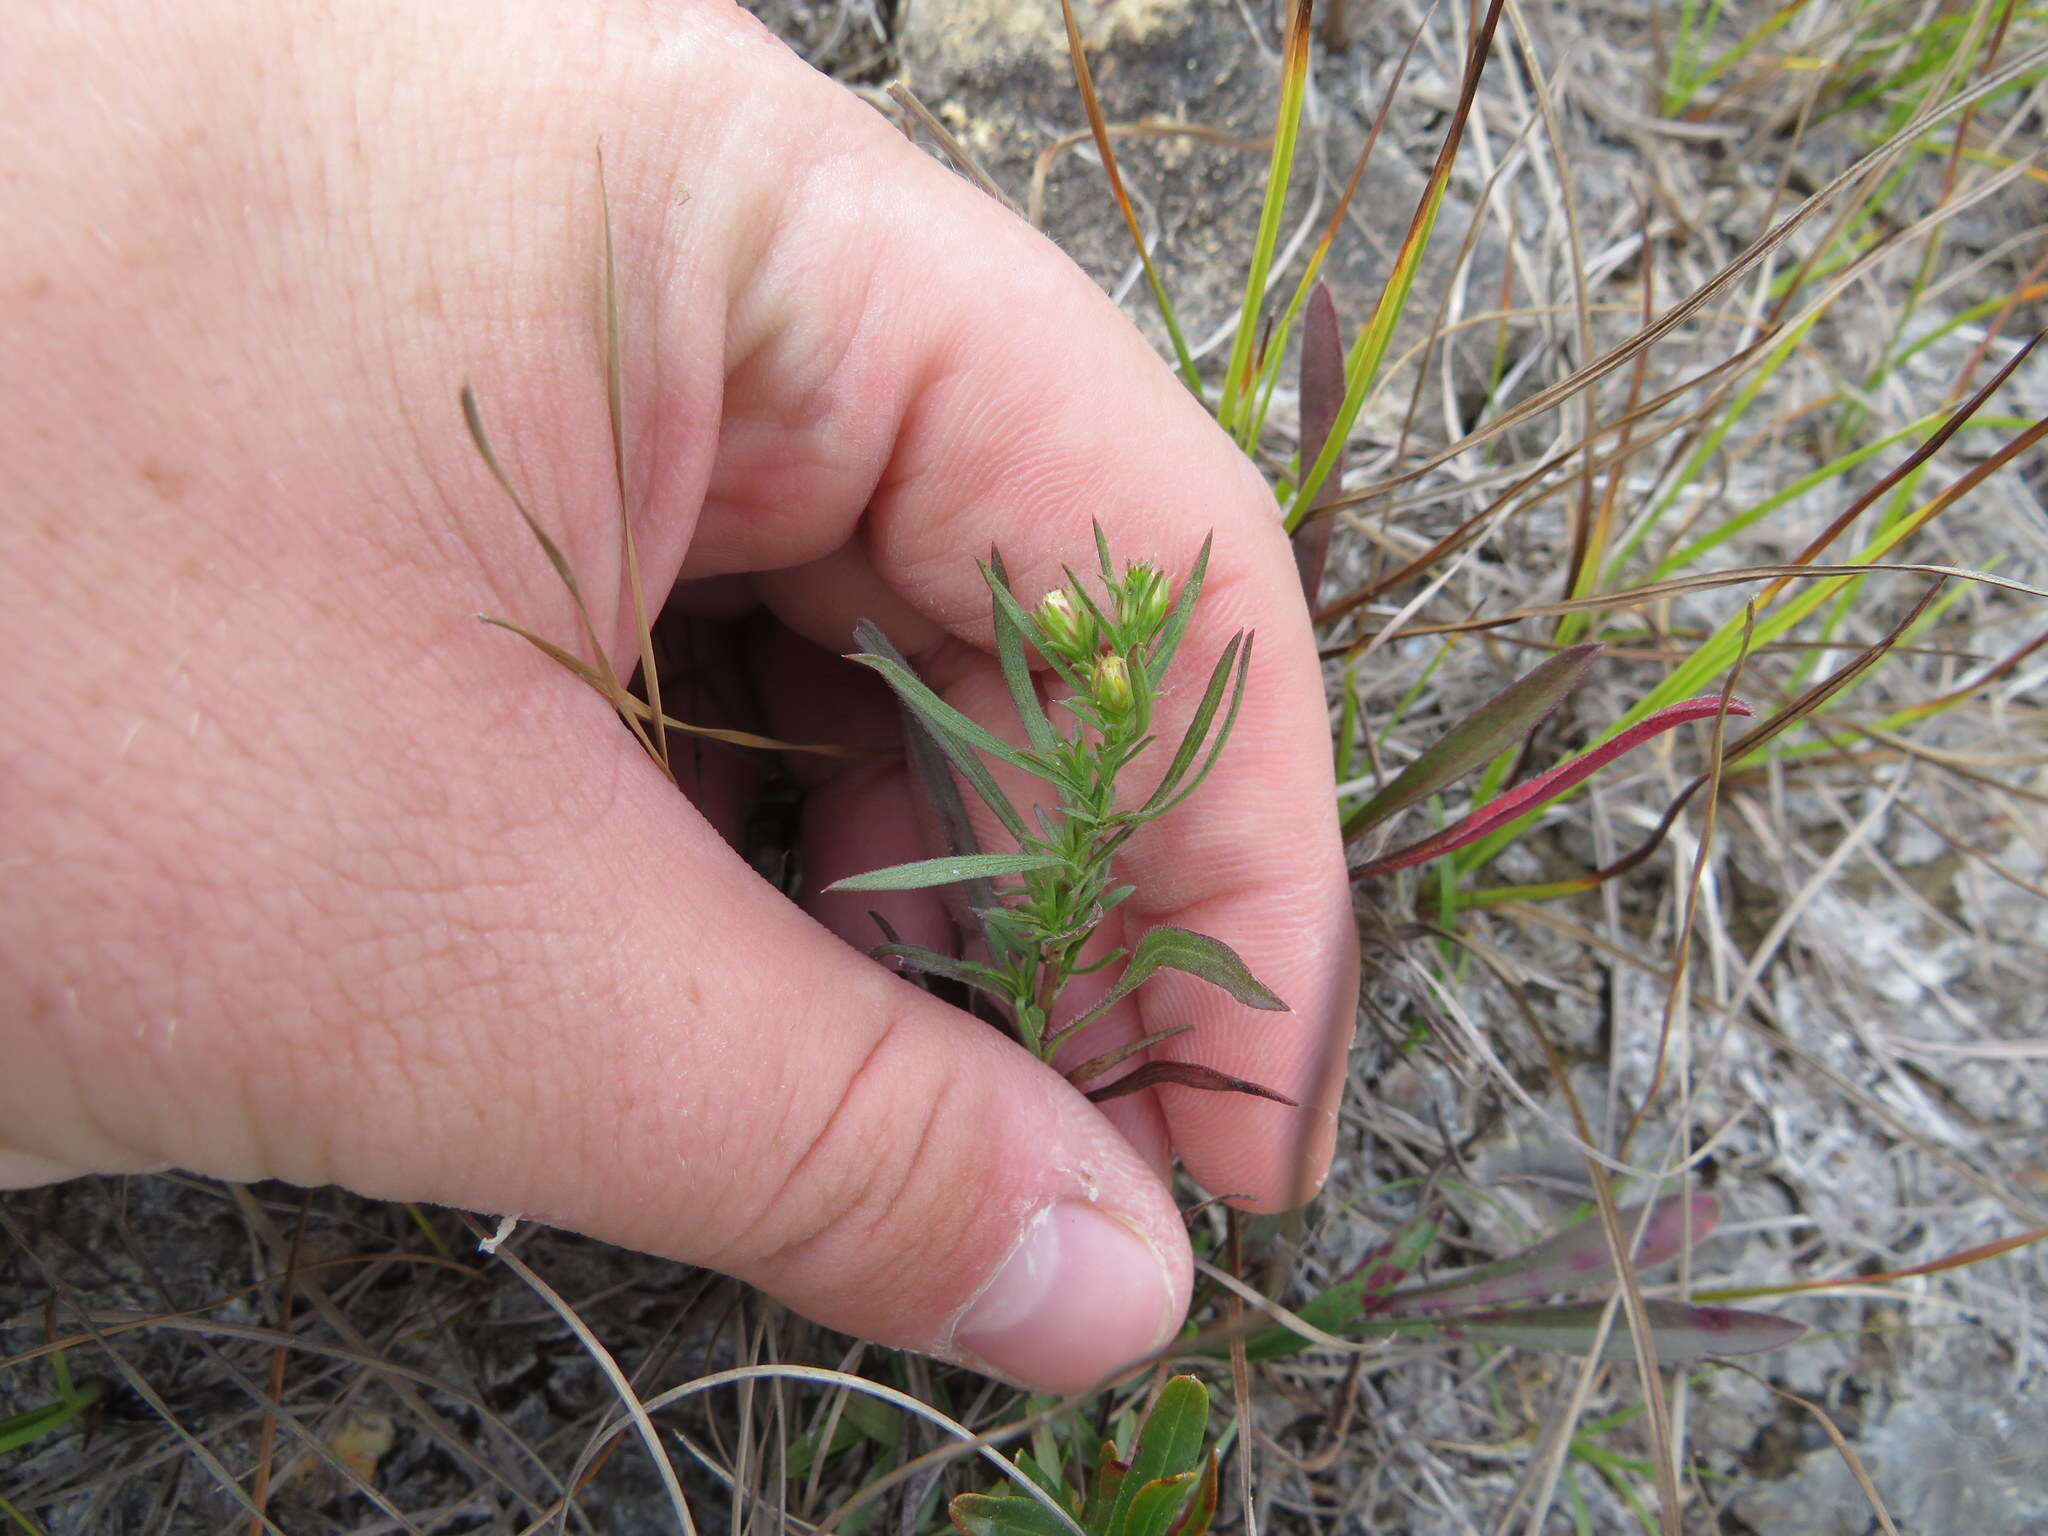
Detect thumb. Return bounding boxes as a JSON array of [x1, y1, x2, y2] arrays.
[[7, 664, 1191, 1397], [418, 702, 1197, 1393]]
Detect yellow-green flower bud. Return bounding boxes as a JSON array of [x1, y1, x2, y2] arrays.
[[1035, 586, 1097, 660], [1091, 652, 1134, 715], [1117, 562, 1170, 642]]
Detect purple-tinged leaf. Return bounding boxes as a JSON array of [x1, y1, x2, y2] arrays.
[[1047, 925, 1287, 1046], [1065, 1025, 1194, 1088], [1354, 694, 1755, 879], [1342, 644, 1604, 842], [1293, 281, 1344, 606], [1384, 1193, 1719, 1315], [1417, 1298, 1806, 1362], [1086, 1061, 1297, 1107], [1241, 1206, 1442, 1360]]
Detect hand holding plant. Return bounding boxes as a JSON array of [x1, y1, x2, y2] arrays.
[[831, 530, 1296, 1108]]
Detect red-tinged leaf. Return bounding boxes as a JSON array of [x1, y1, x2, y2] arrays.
[[1086, 1062, 1298, 1107], [1342, 644, 1604, 841], [1421, 1298, 1805, 1361], [1354, 694, 1754, 878], [1167, 1450, 1219, 1536], [1385, 1193, 1719, 1315], [1123, 1473, 1201, 1536], [1079, 1447, 1127, 1533], [1293, 281, 1344, 605]]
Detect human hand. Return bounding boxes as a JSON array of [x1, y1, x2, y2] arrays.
[[0, 0, 1356, 1392]]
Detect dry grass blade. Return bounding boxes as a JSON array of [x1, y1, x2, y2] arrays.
[[477, 615, 855, 755], [462, 383, 656, 763], [1315, 44, 2047, 514], [1722, 1366, 1902, 1536], [597, 148, 670, 777], [623, 1364, 1085, 1536], [457, 1213, 696, 1536], [1447, 938, 1686, 1533], [1055, 0, 1199, 389], [888, 81, 1016, 211]]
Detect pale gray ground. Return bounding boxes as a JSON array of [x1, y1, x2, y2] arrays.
[[5, 2, 2045, 1532]]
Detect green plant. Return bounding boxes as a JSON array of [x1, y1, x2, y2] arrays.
[[949, 1374, 1218, 1536], [828, 531, 1290, 1105]]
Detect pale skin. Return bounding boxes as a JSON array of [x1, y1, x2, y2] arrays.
[[0, 1, 1357, 1393]]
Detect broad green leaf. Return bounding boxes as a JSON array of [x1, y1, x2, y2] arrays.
[[828, 852, 1066, 893], [1342, 643, 1601, 841], [1107, 1377, 1207, 1536], [1122, 1473, 1199, 1536], [984, 552, 1058, 753], [949, 1493, 1080, 1536], [1052, 925, 1286, 1045]]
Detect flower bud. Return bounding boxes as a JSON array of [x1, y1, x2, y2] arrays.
[[1091, 652, 1134, 715], [1117, 562, 1170, 642], [1034, 586, 1098, 660]]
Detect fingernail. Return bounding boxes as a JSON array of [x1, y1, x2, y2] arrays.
[[952, 1202, 1178, 1393]]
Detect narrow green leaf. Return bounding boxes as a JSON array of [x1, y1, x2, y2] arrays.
[[949, 1493, 1080, 1536], [849, 647, 1032, 844], [1342, 643, 1602, 841], [982, 563, 1086, 694], [985, 552, 1058, 753], [850, 652, 1039, 775], [870, 944, 1016, 1003], [1135, 633, 1243, 818], [1094, 519, 1117, 585], [1137, 634, 1252, 822], [829, 852, 1066, 893], [1108, 1377, 1208, 1536], [1150, 534, 1211, 680], [1050, 924, 1287, 1045]]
